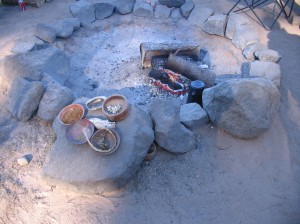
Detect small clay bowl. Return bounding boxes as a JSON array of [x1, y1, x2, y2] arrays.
[[102, 94, 129, 122], [59, 104, 85, 125], [86, 96, 107, 111], [65, 119, 94, 144], [89, 128, 120, 155], [144, 143, 157, 161]]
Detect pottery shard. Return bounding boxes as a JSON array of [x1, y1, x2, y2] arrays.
[[69, 0, 95, 27], [35, 23, 56, 43], [37, 82, 75, 121], [225, 13, 250, 40], [149, 99, 196, 154], [42, 104, 154, 194], [202, 13, 228, 37], [7, 78, 45, 121], [249, 61, 281, 88], [254, 49, 281, 63], [94, 3, 115, 20], [203, 78, 280, 139]]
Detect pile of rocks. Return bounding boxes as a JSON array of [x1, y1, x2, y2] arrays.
[[201, 11, 281, 88]]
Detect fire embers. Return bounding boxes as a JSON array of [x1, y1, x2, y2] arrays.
[[149, 69, 190, 96]]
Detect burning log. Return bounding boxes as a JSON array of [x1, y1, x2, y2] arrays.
[[166, 53, 216, 87], [140, 42, 201, 69]]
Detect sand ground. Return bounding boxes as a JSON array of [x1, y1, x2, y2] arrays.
[[0, 0, 300, 223]]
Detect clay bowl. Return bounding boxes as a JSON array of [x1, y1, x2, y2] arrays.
[[144, 143, 157, 161], [65, 119, 94, 144], [59, 104, 85, 125], [102, 94, 129, 122], [86, 96, 107, 111], [89, 128, 120, 155]]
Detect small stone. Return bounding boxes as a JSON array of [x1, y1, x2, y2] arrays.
[[69, 1, 95, 27], [115, 0, 134, 15], [242, 43, 267, 60], [180, 0, 194, 18], [232, 24, 260, 50], [10, 36, 44, 54], [180, 103, 209, 131], [170, 8, 183, 19], [17, 154, 33, 166], [225, 13, 250, 40], [202, 13, 228, 37], [254, 49, 281, 63], [291, 15, 300, 26], [196, 7, 214, 27], [133, 2, 153, 17], [35, 23, 56, 43], [154, 5, 171, 19], [158, 0, 186, 7], [94, 3, 115, 20]]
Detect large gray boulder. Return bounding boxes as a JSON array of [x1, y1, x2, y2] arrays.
[[202, 13, 227, 37], [158, 0, 186, 7], [242, 43, 267, 60], [0, 47, 70, 87], [180, 0, 194, 18], [133, 2, 153, 17], [203, 78, 280, 139], [69, 1, 95, 27], [249, 61, 281, 88], [180, 103, 209, 130], [54, 18, 80, 39], [225, 13, 250, 40], [94, 3, 115, 20], [115, 0, 134, 15], [149, 99, 196, 154], [254, 49, 281, 63], [7, 78, 45, 121], [10, 36, 45, 54], [232, 24, 260, 50], [35, 23, 56, 43], [37, 82, 75, 121], [154, 4, 171, 19], [42, 105, 154, 194]]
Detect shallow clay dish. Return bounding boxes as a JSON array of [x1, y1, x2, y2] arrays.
[[102, 94, 129, 122], [59, 104, 85, 125], [86, 96, 107, 111], [65, 119, 94, 144], [89, 128, 120, 155]]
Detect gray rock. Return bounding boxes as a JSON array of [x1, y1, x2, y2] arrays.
[[202, 13, 227, 37], [254, 49, 281, 63], [242, 43, 267, 60], [249, 61, 281, 88], [158, 0, 186, 7], [203, 78, 280, 139], [133, 2, 153, 17], [180, 103, 208, 130], [154, 4, 171, 18], [196, 7, 214, 27], [55, 19, 76, 39], [94, 3, 115, 20], [35, 23, 56, 43], [10, 36, 45, 54], [170, 8, 183, 19], [149, 99, 196, 154], [37, 82, 75, 121], [225, 13, 250, 40], [7, 78, 45, 121], [232, 24, 260, 50], [69, 1, 95, 27], [0, 47, 70, 87], [180, 0, 194, 18], [17, 154, 33, 166], [115, 0, 134, 15], [42, 105, 154, 194], [291, 15, 300, 26]]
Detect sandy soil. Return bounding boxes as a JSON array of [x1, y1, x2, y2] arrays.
[[0, 0, 300, 223]]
